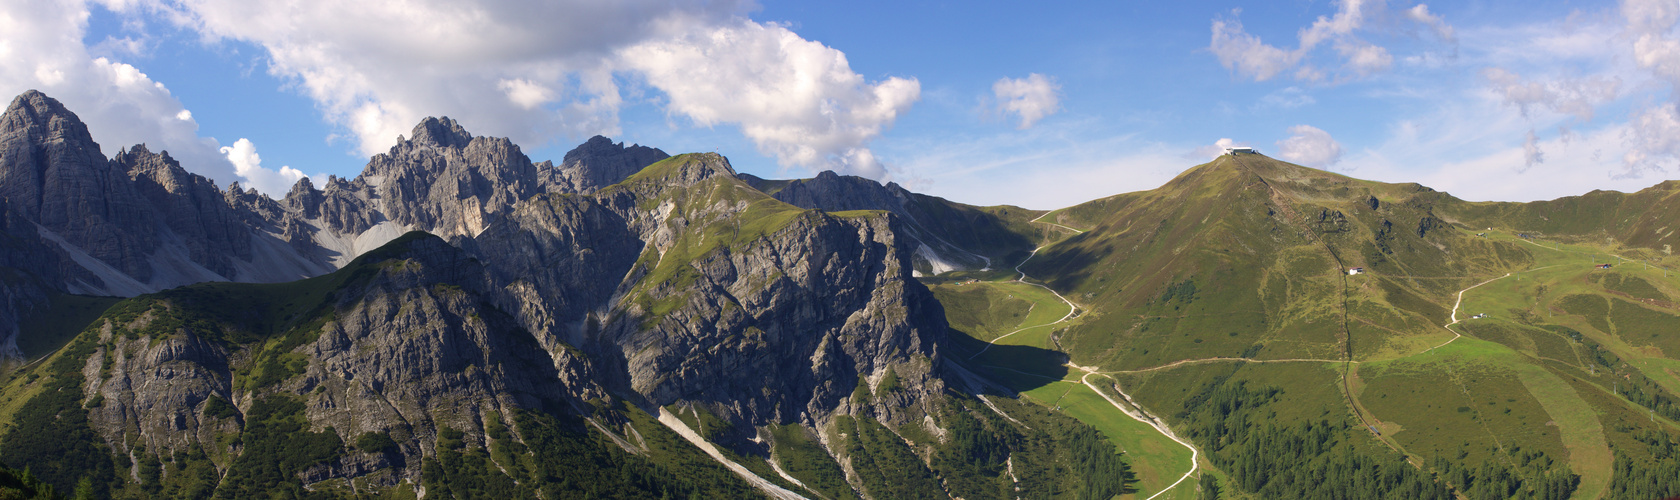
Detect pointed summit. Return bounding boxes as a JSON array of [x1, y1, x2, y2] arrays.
[[545, 135, 670, 193], [408, 116, 473, 148]]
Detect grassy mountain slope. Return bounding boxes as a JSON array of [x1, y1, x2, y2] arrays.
[[1436, 180, 1680, 263], [959, 153, 1680, 499]]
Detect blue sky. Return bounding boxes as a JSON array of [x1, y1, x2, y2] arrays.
[[4, 0, 1677, 209]]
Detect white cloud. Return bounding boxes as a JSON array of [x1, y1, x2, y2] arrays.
[[1406, 4, 1456, 43], [1481, 67, 1619, 121], [1625, 0, 1680, 86], [617, 16, 919, 179], [1208, 1, 1456, 83], [497, 79, 555, 110], [219, 138, 317, 196], [991, 73, 1061, 129], [1522, 128, 1544, 171], [1187, 138, 1247, 160], [1276, 125, 1343, 168], [0, 0, 236, 188], [116, 0, 912, 180], [1349, 118, 1663, 202], [1620, 0, 1680, 176], [1335, 39, 1393, 76], [1209, 14, 1300, 82], [1621, 103, 1680, 176]]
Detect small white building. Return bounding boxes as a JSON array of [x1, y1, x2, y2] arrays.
[[1226, 147, 1258, 155], [1348, 267, 1365, 275]]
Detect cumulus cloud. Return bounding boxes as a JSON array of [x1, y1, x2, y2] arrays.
[[0, 0, 234, 187], [1335, 40, 1393, 76], [991, 74, 1061, 129], [1620, 0, 1680, 176], [497, 79, 555, 110], [1481, 67, 1619, 121], [618, 17, 919, 178], [1209, 15, 1300, 81], [1209, 1, 1455, 82], [219, 138, 317, 196], [1276, 125, 1343, 168], [1626, 0, 1680, 85], [1621, 103, 1680, 176], [112, 0, 913, 180]]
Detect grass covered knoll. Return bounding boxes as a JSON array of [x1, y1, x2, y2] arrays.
[[1023, 154, 1528, 375]]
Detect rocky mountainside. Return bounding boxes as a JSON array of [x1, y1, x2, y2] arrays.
[[0, 91, 674, 362], [0, 92, 675, 303], [0, 92, 1138, 499], [538, 134, 669, 194], [739, 170, 1039, 276]]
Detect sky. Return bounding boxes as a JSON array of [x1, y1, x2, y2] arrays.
[[2, 0, 1678, 210]]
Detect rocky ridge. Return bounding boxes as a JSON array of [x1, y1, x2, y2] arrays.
[[0, 90, 1137, 500], [741, 169, 1038, 275], [0, 91, 670, 360]]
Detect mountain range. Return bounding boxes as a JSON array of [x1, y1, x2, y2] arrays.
[[0, 89, 1678, 500]]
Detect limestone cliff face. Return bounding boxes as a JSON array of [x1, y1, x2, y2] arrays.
[[480, 154, 948, 430], [0, 91, 338, 299], [0, 90, 159, 285], [0, 92, 675, 306], [116, 145, 255, 279], [74, 235, 607, 489], [539, 135, 669, 194]]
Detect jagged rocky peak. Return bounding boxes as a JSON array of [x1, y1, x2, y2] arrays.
[[406, 116, 473, 148], [1, 90, 102, 155], [0, 90, 111, 220], [545, 134, 670, 193], [347, 116, 540, 239]]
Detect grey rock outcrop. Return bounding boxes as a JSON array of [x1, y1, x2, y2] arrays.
[[79, 234, 605, 487], [0, 90, 160, 285], [483, 154, 948, 430], [0, 91, 338, 299], [539, 135, 669, 194]]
